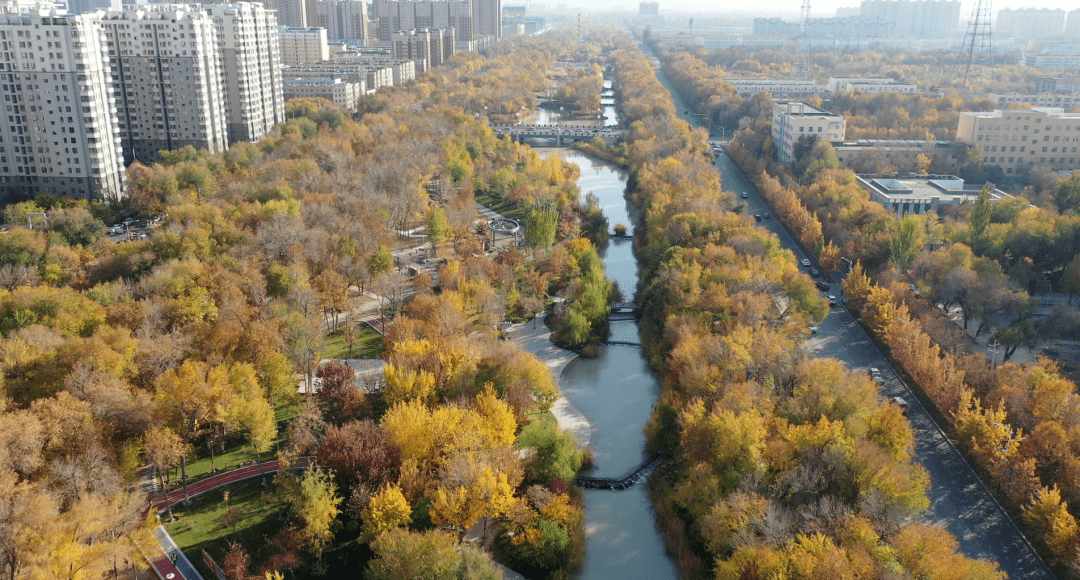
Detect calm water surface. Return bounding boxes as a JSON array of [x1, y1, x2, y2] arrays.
[[537, 147, 679, 579]]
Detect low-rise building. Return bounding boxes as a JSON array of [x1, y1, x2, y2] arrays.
[[988, 92, 1080, 110], [771, 102, 846, 163], [956, 107, 1080, 174], [856, 174, 1007, 215], [834, 140, 963, 173], [725, 79, 827, 98], [827, 76, 918, 94]]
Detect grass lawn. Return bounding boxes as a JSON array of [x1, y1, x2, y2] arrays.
[[159, 402, 304, 488], [475, 191, 525, 222], [319, 324, 386, 360], [166, 478, 281, 578]]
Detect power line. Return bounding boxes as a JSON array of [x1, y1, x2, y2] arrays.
[[959, 0, 993, 86]]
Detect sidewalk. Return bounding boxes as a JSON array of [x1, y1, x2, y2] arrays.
[[506, 313, 592, 449]]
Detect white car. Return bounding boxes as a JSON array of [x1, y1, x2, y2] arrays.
[[741, 192, 748, 198], [800, 258, 811, 267], [828, 294, 837, 306]]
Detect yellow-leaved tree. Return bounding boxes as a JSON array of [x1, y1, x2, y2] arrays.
[[361, 484, 412, 542]]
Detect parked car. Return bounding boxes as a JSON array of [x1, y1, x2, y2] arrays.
[[892, 396, 909, 413], [828, 294, 837, 306], [808, 326, 818, 334], [754, 214, 761, 222], [762, 213, 771, 219], [741, 192, 748, 198], [809, 268, 820, 278], [800, 258, 811, 267]]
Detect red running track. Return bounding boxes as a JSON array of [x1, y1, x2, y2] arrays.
[[152, 457, 312, 512]]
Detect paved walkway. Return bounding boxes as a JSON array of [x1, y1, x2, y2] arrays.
[[506, 314, 592, 449], [147, 526, 202, 580], [153, 457, 311, 512]]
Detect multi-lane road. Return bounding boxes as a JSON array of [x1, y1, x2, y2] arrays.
[[648, 58, 1055, 579]]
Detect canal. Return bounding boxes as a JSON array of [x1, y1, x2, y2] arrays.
[[536, 146, 679, 579]]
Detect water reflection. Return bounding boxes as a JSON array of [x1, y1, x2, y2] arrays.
[[536, 148, 679, 579]]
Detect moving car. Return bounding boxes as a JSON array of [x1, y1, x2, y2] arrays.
[[754, 214, 761, 222], [816, 281, 830, 291], [741, 192, 748, 198], [800, 258, 811, 267], [762, 213, 771, 219], [892, 396, 909, 413], [828, 294, 837, 306], [809, 268, 820, 278]]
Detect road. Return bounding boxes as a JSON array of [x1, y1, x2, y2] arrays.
[[651, 59, 1054, 580]]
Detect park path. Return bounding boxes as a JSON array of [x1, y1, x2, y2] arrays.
[[152, 457, 312, 512], [143, 457, 312, 580], [506, 313, 592, 449]]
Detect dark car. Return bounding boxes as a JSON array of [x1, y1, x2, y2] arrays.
[[809, 268, 820, 278], [816, 281, 830, 291], [754, 214, 762, 222], [762, 213, 771, 219]]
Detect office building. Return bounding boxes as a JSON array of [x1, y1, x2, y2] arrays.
[[828, 76, 918, 94], [834, 139, 962, 174], [372, 0, 472, 42], [856, 174, 1006, 215], [315, 0, 368, 42], [208, 3, 285, 144], [859, 0, 961, 37], [99, 5, 228, 164], [956, 107, 1080, 173], [996, 8, 1065, 39], [0, 8, 126, 200], [771, 102, 846, 163], [279, 26, 329, 65]]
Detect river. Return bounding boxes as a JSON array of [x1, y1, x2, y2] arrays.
[[536, 146, 679, 579]]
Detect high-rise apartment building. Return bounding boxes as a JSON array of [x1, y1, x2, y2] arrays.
[[207, 3, 285, 144], [472, 0, 499, 39], [260, 0, 306, 28], [391, 27, 453, 72], [99, 5, 228, 164], [315, 0, 368, 42], [0, 7, 126, 200], [956, 108, 1080, 174], [372, 0, 472, 42], [771, 102, 846, 163], [859, 0, 961, 37], [996, 8, 1066, 39], [279, 26, 329, 65], [1064, 9, 1080, 39]]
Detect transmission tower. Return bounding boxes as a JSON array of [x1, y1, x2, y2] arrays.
[[959, 0, 992, 86], [791, 0, 812, 80]]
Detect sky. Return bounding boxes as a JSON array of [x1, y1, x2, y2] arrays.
[[547, 0, 1080, 19]]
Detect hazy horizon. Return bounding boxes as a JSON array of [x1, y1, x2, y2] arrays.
[[538, 0, 1080, 19]]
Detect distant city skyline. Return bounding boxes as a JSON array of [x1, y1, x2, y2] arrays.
[[552, 0, 1079, 18]]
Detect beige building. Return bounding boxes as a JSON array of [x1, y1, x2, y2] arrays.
[[282, 77, 363, 110], [834, 140, 962, 174], [279, 26, 329, 66], [956, 107, 1080, 174], [988, 92, 1080, 110], [315, 0, 368, 42], [208, 3, 285, 144], [99, 5, 228, 164], [856, 174, 1006, 216], [827, 76, 918, 94], [0, 7, 126, 200], [771, 102, 846, 163], [723, 79, 826, 98]]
